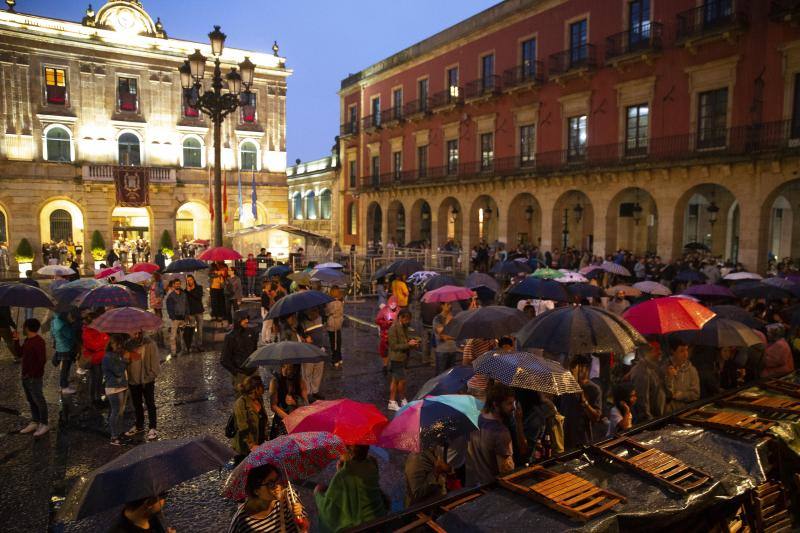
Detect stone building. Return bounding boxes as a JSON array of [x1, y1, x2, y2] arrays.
[[0, 0, 290, 268], [338, 0, 800, 273], [286, 148, 340, 245]]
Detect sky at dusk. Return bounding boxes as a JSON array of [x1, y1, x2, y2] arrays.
[[25, 0, 498, 165]]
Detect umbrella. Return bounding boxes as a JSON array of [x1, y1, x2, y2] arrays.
[[61, 278, 104, 291], [731, 281, 793, 301], [605, 285, 642, 297], [0, 283, 54, 309], [37, 265, 75, 277], [413, 366, 475, 400], [373, 259, 424, 280], [710, 305, 766, 330], [421, 285, 475, 303], [283, 399, 388, 445], [163, 258, 208, 273], [684, 242, 710, 252], [378, 395, 483, 453], [465, 272, 500, 292], [580, 265, 603, 275], [633, 281, 672, 296], [116, 281, 148, 308], [723, 271, 762, 281], [244, 341, 327, 367], [601, 261, 631, 277], [622, 297, 715, 335], [422, 274, 459, 291], [472, 285, 497, 302], [566, 283, 604, 300], [763, 277, 800, 294], [60, 435, 233, 521], [681, 284, 735, 299], [490, 260, 532, 276], [316, 262, 343, 269], [676, 270, 707, 283], [443, 305, 530, 343], [530, 267, 564, 280], [223, 432, 345, 501], [53, 287, 90, 312], [121, 271, 152, 284], [78, 285, 137, 308], [407, 271, 439, 285], [675, 317, 764, 348], [197, 246, 242, 261], [89, 307, 162, 334], [267, 290, 334, 319], [516, 305, 646, 356], [130, 262, 160, 274], [555, 271, 589, 284], [508, 277, 571, 302], [473, 350, 582, 395], [288, 271, 312, 286], [95, 266, 123, 280], [267, 264, 293, 278], [310, 268, 347, 285]]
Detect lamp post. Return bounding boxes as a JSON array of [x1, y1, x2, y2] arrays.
[[180, 26, 256, 246]]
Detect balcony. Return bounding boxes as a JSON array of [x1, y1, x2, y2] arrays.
[[381, 106, 405, 128], [340, 121, 358, 137], [403, 98, 431, 121], [549, 44, 597, 79], [605, 22, 663, 64], [770, 0, 800, 22], [430, 87, 463, 111], [502, 63, 545, 93], [676, 1, 747, 47], [82, 165, 176, 183], [361, 114, 382, 133], [463, 75, 502, 101]]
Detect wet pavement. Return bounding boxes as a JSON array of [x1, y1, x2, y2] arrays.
[[0, 299, 435, 532]]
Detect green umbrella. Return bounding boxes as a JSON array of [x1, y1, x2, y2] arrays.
[[530, 268, 564, 280]]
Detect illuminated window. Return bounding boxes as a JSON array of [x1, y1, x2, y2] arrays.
[[118, 132, 141, 166], [480, 133, 494, 171], [182, 137, 203, 168], [320, 190, 332, 220], [446, 139, 459, 175], [393, 151, 402, 179], [50, 209, 73, 241], [292, 193, 303, 219], [520, 125, 535, 166], [348, 160, 357, 188], [626, 104, 649, 155], [240, 141, 258, 171], [118, 77, 138, 112], [305, 191, 317, 220], [45, 126, 72, 162], [241, 92, 256, 123], [348, 202, 357, 235], [44, 67, 67, 105], [447, 67, 459, 102], [567, 115, 587, 161]]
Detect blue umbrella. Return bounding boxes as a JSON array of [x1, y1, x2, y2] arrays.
[[472, 285, 497, 302], [60, 278, 104, 291], [0, 282, 54, 308], [163, 258, 208, 273], [508, 277, 571, 301], [423, 274, 458, 291], [413, 366, 475, 400], [78, 285, 137, 308], [267, 264, 293, 278], [491, 260, 532, 276], [267, 290, 334, 319]]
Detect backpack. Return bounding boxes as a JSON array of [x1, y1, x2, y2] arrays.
[[225, 413, 236, 438]]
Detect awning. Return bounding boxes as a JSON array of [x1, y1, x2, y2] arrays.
[[226, 224, 331, 244]]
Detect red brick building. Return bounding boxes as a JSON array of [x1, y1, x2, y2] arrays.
[[337, 0, 800, 272]]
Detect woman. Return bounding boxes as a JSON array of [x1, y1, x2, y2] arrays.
[[185, 274, 205, 351], [232, 375, 268, 464], [52, 310, 78, 395], [260, 281, 277, 344], [606, 384, 637, 437], [326, 286, 345, 369], [210, 262, 227, 322], [268, 364, 308, 440], [103, 334, 131, 446], [228, 463, 308, 533], [82, 311, 109, 406]]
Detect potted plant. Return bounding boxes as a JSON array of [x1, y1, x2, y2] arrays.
[[159, 230, 174, 266], [15, 238, 34, 279], [90, 230, 106, 270]]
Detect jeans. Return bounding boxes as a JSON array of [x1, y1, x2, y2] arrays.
[[129, 382, 157, 430], [108, 390, 128, 439], [246, 276, 256, 296], [22, 378, 47, 425], [302, 361, 325, 395], [329, 330, 342, 364], [89, 364, 103, 402], [189, 314, 204, 348], [435, 351, 460, 375], [57, 352, 75, 389], [169, 319, 185, 355]]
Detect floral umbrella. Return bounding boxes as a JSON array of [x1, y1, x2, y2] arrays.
[[531, 267, 564, 280]]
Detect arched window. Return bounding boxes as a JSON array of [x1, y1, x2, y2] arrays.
[[305, 191, 317, 220], [240, 141, 258, 171], [292, 193, 303, 220], [45, 126, 72, 162], [182, 137, 203, 168], [320, 189, 332, 220], [348, 202, 357, 235], [0, 209, 7, 244], [50, 209, 73, 241], [118, 132, 141, 166]]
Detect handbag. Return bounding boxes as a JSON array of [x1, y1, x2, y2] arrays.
[[225, 413, 237, 438]]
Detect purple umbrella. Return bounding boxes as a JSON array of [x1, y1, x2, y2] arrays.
[[78, 285, 137, 308], [90, 307, 162, 334], [681, 284, 735, 299], [0, 282, 55, 308]]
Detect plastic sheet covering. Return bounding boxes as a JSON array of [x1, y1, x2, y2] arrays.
[[437, 424, 769, 532]]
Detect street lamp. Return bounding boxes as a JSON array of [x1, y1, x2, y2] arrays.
[[449, 206, 459, 223], [524, 204, 534, 222], [573, 202, 584, 223], [180, 25, 256, 246], [632, 203, 643, 225], [707, 201, 720, 226]]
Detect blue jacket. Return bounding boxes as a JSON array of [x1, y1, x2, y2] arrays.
[[52, 314, 76, 353], [165, 290, 188, 319], [102, 350, 128, 389]]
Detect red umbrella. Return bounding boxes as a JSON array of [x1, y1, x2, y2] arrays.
[[130, 262, 160, 274], [421, 285, 475, 303], [95, 266, 123, 279], [197, 246, 242, 261], [622, 296, 716, 335], [283, 399, 389, 445]]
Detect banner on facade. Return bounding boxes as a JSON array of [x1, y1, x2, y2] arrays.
[[114, 167, 149, 207]]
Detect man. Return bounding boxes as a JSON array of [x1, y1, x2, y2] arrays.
[[220, 310, 258, 394], [300, 307, 329, 400], [12, 318, 48, 438], [154, 248, 166, 272], [387, 309, 419, 411], [404, 447, 451, 506], [432, 301, 460, 374], [630, 341, 667, 423], [109, 493, 175, 533], [164, 279, 188, 357], [558, 355, 602, 450], [326, 286, 345, 369], [466, 383, 515, 486], [256, 247, 269, 271], [225, 266, 243, 321], [663, 338, 700, 413]]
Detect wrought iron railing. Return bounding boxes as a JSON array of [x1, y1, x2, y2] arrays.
[[606, 22, 663, 60], [549, 44, 597, 75], [340, 121, 358, 136], [463, 75, 502, 100], [502, 63, 546, 89], [676, 1, 747, 40], [403, 98, 431, 116], [430, 87, 463, 109]]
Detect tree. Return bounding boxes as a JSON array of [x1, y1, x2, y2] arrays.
[[90, 230, 106, 261], [14, 238, 34, 263], [159, 230, 174, 258]]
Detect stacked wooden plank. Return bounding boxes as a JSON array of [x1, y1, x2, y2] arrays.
[[760, 379, 800, 400], [718, 393, 800, 417], [749, 480, 793, 533], [677, 408, 777, 436]]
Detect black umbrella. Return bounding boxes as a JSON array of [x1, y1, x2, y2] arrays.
[[267, 264, 293, 278], [245, 341, 327, 367], [710, 305, 766, 330], [675, 317, 763, 348], [373, 259, 424, 280], [516, 305, 646, 356], [163, 258, 209, 273], [423, 274, 458, 291], [267, 290, 334, 319], [443, 305, 529, 342], [52, 287, 89, 312], [465, 272, 500, 293], [490, 260, 532, 276], [0, 282, 55, 308], [413, 365, 475, 400], [508, 277, 571, 302], [472, 285, 497, 302], [59, 435, 233, 521], [116, 281, 148, 309], [731, 281, 793, 301]]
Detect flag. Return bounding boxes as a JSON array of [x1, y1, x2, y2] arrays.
[[223, 171, 229, 223], [237, 172, 244, 224], [207, 164, 214, 220], [251, 171, 258, 221]]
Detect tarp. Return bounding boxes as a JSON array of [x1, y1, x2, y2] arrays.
[[226, 224, 331, 260]]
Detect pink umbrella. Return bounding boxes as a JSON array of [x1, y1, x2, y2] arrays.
[[579, 265, 603, 275], [95, 266, 123, 280], [197, 247, 242, 261], [130, 262, 160, 274], [90, 307, 162, 334], [421, 285, 475, 303], [283, 399, 388, 445]]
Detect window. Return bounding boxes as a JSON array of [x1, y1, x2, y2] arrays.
[[417, 145, 428, 178], [392, 88, 403, 120], [792, 74, 800, 139], [182, 137, 203, 168], [182, 89, 200, 118], [447, 67, 459, 101], [567, 115, 587, 160], [521, 39, 537, 79], [45, 126, 72, 162], [520, 125, 535, 166], [697, 88, 728, 149], [629, 0, 651, 48], [371, 97, 381, 127], [292, 193, 303, 219], [44, 67, 67, 105], [348, 202, 357, 235], [371, 155, 380, 187], [241, 92, 257, 123], [569, 19, 588, 65], [348, 105, 358, 131], [481, 54, 495, 91], [0, 210, 6, 244], [625, 104, 649, 155], [446, 139, 459, 175], [393, 151, 402, 180], [348, 159, 357, 188], [50, 209, 73, 241], [320, 190, 332, 220], [704, 0, 732, 28], [240, 141, 258, 170], [418, 79, 429, 111], [480, 133, 494, 171], [305, 191, 317, 220], [118, 77, 138, 112], [118, 132, 141, 166]]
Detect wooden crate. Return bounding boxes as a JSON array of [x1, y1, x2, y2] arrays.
[[677, 409, 776, 436], [718, 393, 800, 417], [760, 380, 800, 400], [748, 480, 793, 533]]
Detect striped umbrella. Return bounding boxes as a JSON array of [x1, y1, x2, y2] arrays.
[[473, 350, 582, 395], [89, 307, 162, 334], [601, 261, 631, 277], [633, 281, 672, 296], [78, 285, 137, 308]]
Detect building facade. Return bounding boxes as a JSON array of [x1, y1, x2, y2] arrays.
[[0, 0, 290, 267], [286, 150, 340, 244], [338, 0, 800, 273]]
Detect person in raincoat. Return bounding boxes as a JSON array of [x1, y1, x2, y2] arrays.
[[375, 296, 398, 375]]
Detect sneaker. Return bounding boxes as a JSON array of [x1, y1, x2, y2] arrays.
[[124, 426, 144, 437], [61, 387, 77, 395], [33, 424, 49, 438], [400, 398, 408, 407], [109, 438, 122, 446], [387, 400, 400, 411], [19, 421, 38, 434], [76, 367, 88, 376], [146, 429, 158, 441]]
